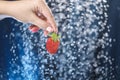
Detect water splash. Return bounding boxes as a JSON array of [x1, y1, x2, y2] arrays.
[[0, 0, 116, 80]]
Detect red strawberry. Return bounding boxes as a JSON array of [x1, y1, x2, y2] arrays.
[[46, 33, 60, 54], [29, 25, 40, 33]]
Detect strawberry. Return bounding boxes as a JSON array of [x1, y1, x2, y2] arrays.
[[46, 32, 60, 54], [29, 25, 40, 33]]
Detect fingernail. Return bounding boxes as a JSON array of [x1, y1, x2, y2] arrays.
[[46, 26, 53, 32]]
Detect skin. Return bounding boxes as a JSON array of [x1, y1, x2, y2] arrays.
[[0, 0, 58, 34]]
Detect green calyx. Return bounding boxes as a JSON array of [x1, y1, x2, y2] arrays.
[[48, 32, 60, 42]]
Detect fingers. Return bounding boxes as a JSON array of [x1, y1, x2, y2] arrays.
[[29, 25, 40, 33], [30, 13, 53, 33], [38, 13, 47, 21], [38, 1, 58, 33], [29, 24, 53, 35], [44, 8, 58, 33], [44, 27, 53, 36], [29, 0, 58, 35], [32, 13, 49, 30]]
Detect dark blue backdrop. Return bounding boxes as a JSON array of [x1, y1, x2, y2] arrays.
[[0, 0, 120, 80]]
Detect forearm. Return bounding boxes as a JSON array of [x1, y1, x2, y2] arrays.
[[0, 1, 19, 15], [0, 1, 18, 20], [0, 1, 11, 15]]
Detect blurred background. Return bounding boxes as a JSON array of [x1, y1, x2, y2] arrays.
[[0, 0, 120, 80]]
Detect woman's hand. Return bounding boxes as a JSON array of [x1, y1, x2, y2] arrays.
[[0, 0, 57, 34]]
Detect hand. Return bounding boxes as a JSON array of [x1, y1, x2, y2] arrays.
[[2, 0, 57, 33]]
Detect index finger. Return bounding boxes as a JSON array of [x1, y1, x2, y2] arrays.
[[42, 4, 58, 33]]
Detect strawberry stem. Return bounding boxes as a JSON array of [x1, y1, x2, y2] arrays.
[[48, 32, 60, 42]]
